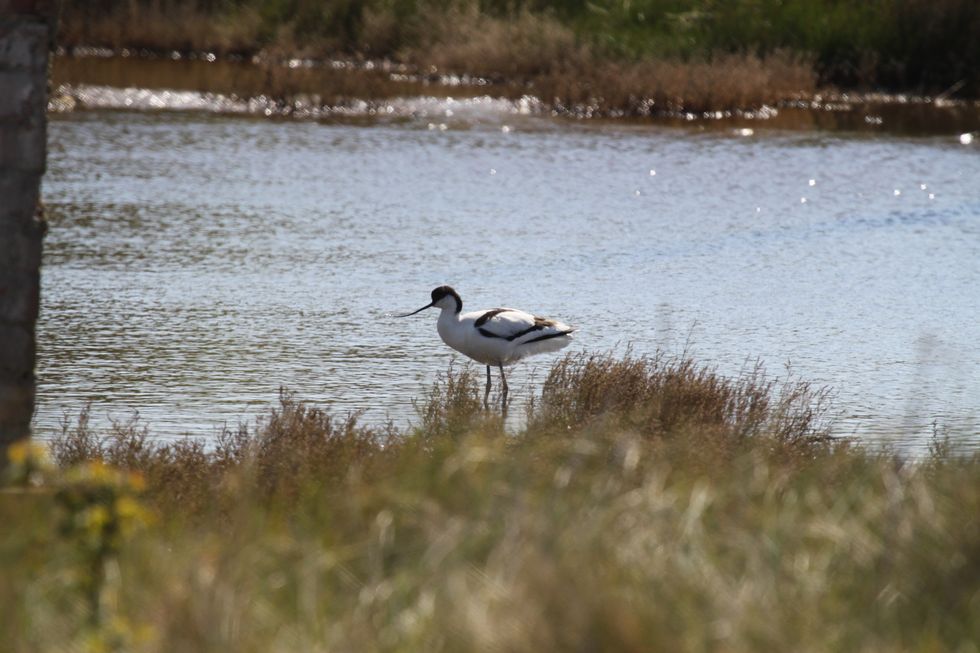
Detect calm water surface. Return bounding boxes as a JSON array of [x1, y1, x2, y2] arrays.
[[37, 69, 980, 449]]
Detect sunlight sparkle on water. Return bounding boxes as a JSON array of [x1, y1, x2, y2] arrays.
[[37, 104, 980, 448], [960, 133, 974, 145]]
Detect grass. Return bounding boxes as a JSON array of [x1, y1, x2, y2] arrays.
[[54, 0, 980, 114], [2, 352, 979, 652]]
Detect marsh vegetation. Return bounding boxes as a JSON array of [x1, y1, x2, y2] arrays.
[[56, 0, 980, 114], [4, 353, 979, 651]]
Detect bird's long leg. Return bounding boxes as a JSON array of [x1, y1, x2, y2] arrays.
[[484, 365, 492, 408], [498, 363, 508, 404]]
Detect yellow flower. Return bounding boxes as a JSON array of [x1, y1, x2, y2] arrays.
[[116, 495, 140, 518], [67, 460, 117, 485], [83, 505, 111, 531], [115, 495, 152, 529], [126, 471, 146, 492], [6, 441, 29, 465], [4, 441, 52, 486], [87, 461, 115, 483], [6, 441, 49, 466]]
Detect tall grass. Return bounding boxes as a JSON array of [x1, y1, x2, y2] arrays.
[[2, 353, 978, 651], [56, 0, 980, 98]]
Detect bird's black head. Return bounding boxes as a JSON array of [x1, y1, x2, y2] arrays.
[[394, 285, 463, 318], [431, 286, 462, 313]]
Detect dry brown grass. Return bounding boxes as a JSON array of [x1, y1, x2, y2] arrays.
[[6, 353, 980, 652], [394, 9, 814, 113], [406, 6, 584, 80], [536, 51, 816, 115], [56, 0, 980, 99], [56, 1, 818, 114], [58, 3, 264, 56], [48, 353, 834, 520], [50, 391, 398, 516], [533, 352, 830, 446]]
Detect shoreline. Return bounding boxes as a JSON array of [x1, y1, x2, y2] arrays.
[[49, 49, 980, 136], [55, 0, 980, 103]]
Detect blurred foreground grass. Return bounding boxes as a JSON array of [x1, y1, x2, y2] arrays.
[[3, 352, 978, 652]]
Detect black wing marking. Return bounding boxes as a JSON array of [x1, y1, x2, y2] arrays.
[[523, 329, 574, 344], [477, 313, 563, 341], [504, 317, 556, 341], [475, 308, 512, 327]]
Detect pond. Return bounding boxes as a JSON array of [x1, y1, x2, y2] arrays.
[[36, 55, 980, 450]]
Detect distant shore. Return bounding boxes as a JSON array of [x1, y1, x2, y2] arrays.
[[56, 0, 979, 114]]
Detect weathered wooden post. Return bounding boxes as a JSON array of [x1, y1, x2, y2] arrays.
[[0, 0, 53, 456]]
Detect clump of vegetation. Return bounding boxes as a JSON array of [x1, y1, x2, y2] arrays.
[[533, 352, 829, 445], [2, 352, 978, 651], [56, 0, 980, 101]]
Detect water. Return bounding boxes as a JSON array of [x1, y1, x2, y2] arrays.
[[35, 57, 980, 449]]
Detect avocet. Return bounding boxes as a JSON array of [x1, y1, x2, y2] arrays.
[[396, 286, 575, 401]]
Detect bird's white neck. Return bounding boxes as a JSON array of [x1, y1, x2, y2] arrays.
[[435, 306, 465, 346], [436, 306, 462, 324]]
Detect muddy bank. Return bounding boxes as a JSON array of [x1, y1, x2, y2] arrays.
[[57, 0, 980, 100], [49, 53, 980, 136]]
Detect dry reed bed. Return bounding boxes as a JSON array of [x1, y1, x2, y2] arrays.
[[56, 0, 980, 111], [2, 352, 978, 651], [55, 2, 818, 114]]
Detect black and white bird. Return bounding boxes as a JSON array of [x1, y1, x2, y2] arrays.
[[396, 286, 575, 401]]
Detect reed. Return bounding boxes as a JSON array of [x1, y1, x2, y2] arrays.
[[2, 353, 978, 651], [56, 0, 980, 99]]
